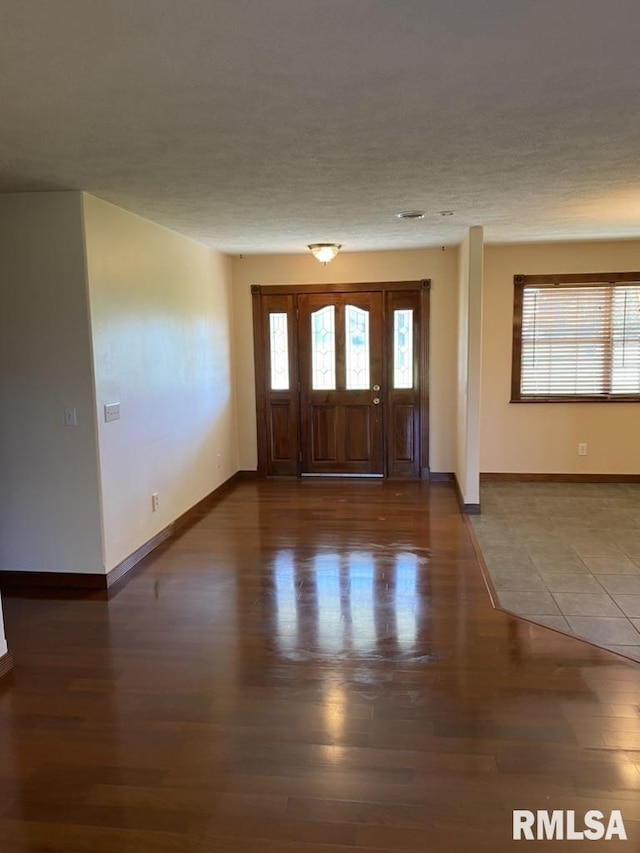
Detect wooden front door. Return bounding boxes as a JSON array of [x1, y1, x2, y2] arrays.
[[298, 292, 384, 476], [252, 281, 430, 479]]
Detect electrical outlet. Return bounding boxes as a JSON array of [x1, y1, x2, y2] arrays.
[[216, 453, 221, 470], [578, 443, 587, 456], [151, 493, 159, 512]]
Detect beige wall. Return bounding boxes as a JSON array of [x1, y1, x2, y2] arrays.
[[456, 227, 484, 504], [482, 240, 640, 474], [0, 192, 104, 573], [83, 195, 238, 571], [231, 248, 459, 473]]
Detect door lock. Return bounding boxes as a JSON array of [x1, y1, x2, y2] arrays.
[[372, 384, 380, 391]]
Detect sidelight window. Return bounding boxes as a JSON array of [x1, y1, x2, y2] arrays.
[[393, 309, 414, 389], [269, 313, 289, 390]]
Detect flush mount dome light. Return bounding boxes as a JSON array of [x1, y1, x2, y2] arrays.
[[396, 210, 425, 220], [308, 243, 341, 264]]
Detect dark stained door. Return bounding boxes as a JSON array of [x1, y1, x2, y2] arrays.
[[298, 292, 384, 476], [252, 280, 429, 479]]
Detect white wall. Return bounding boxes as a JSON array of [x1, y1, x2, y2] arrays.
[[0, 192, 104, 573], [83, 195, 238, 572], [482, 240, 640, 474], [231, 248, 459, 474], [455, 227, 484, 505]]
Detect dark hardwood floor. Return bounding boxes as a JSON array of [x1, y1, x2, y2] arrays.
[[1, 479, 639, 851]]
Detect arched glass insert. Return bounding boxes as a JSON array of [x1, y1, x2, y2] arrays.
[[311, 305, 336, 390], [345, 305, 370, 390]]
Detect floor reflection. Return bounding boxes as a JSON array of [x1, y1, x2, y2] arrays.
[[271, 547, 424, 660], [315, 552, 342, 653], [396, 552, 418, 650]]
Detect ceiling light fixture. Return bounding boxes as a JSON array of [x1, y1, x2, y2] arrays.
[[396, 210, 425, 220], [308, 243, 341, 264]]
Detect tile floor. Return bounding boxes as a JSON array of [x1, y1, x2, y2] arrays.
[[470, 482, 640, 661]]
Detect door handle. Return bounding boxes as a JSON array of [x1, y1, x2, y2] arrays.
[[372, 397, 381, 405]]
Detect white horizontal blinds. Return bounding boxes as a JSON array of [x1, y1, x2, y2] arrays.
[[520, 283, 640, 398], [612, 285, 640, 394], [521, 285, 609, 397]]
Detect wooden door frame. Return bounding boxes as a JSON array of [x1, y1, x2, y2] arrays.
[[298, 290, 385, 476], [251, 280, 431, 479]]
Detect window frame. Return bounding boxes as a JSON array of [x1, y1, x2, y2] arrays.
[[511, 272, 640, 404]]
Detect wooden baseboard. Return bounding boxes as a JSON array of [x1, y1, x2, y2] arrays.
[[0, 650, 13, 679], [0, 571, 106, 590], [429, 472, 454, 482], [173, 470, 245, 536], [105, 525, 174, 590], [0, 470, 245, 596], [429, 472, 481, 512], [454, 474, 481, 515], [235, 470, 259, 480], [104, 470, 247, 591], [480, 472, 640, 483]]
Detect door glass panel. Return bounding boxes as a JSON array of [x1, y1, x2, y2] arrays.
[[311, 305, 336, 390], [393, 309, 414, 389], [345, 305, 370, 390], [269, 313, 289, 390]]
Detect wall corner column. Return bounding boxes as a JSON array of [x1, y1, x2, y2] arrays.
[[455, 226, 484, 512]]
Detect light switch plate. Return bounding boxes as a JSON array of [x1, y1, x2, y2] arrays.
[[64, 407, 77, 427], [104, 402, 121, 423]]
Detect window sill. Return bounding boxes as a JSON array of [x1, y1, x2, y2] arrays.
[[510, 396, 640, 404]]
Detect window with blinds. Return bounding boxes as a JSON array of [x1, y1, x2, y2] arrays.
[[511, 276, 640, 402]]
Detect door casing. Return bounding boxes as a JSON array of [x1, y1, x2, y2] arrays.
[[251, 280, 430, 479]]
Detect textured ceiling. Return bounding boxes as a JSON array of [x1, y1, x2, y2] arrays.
[[2, 0, 640, 254]]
